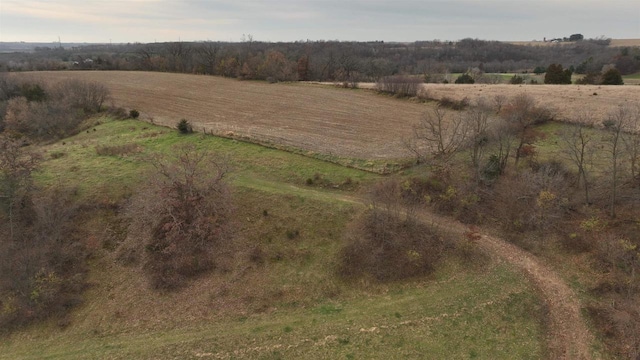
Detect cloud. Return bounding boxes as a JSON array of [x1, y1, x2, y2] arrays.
[[1, 0, 638, 43]]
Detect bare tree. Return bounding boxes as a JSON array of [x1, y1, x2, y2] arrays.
[[560, 117, 595, 204], [465, 99, 493, 180], [621, 105, 640, 186], [409, 107, 469, 162], [196, 41, 220, 75], [501, 94, 553, 165], [603, 106, 632, 217], [376, 75, 422, 97]]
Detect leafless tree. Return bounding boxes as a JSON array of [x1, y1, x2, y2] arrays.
[[621, 105, 640, 186], [603, 106, 632, 217], [196, 42, 220, 75], [409, 107, 469, 162], [560, 117, 596, 204], [465, 99, 493, 180], [376, 75, 422, 97], [501, 94, 553, 165]]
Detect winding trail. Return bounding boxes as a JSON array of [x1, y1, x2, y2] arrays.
[[411, 209, 594, 359], [244, 181, 596, 358], [273, 185, 596, 359]]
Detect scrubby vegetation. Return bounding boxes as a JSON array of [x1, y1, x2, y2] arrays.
[[398, 95, 640, 358], [123, 145, 233, 290], [0, 74, 110, 140], [2, 70, 640, 358], [0, 138, 87, 330]]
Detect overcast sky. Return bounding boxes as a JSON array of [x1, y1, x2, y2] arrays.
[[1, 0, 639, 43]]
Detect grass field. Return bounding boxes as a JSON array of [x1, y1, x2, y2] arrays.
[[0, 118, 547, 359]]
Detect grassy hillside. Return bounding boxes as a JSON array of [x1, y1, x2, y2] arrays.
[[0, 118, 545, 359]]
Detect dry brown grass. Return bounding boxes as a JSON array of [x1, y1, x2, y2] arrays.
[[416, 84, 640, 126], [508, 39, 640, 47], [608, 39, 640, 47]]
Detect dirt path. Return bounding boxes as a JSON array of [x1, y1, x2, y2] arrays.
[[238, 175, 595, 358], [410, 209, 594, 359], [280, 185, 595, 358]]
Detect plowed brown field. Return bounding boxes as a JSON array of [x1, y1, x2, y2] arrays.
[[21, 71, 428, 160], [16, 71, 640, 160]]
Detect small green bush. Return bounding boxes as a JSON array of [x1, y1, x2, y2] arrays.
[[601, 69, 624, 85], [454, 73, 475, 84], [510, 75, 524, 84], [177, 119, 193, 134], [129, 109, 140, 119]]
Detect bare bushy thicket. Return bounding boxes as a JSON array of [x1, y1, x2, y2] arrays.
[[491, 161, 571, 237], [0, 75, 110, 140], [339, 179, 449, 281], [376, 75, 422, 97], [50, 79, 110, 113], [123, 144, 234, 290], [0, 137, 87, 330]]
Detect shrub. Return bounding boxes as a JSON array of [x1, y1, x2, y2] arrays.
[[129, 109, 140, 119], [20, 83, 47, 102], [106, 106, 128, 120], [510, 75, 524, 84], [0, 184, 87, 331], [438, 96, 469, 110], [177, 119, 193, 134], [339, 209, 447, 281], [124, 145, 233, 290], [575, 72, 601, 85], [454, 73, 475, 84], [601, 68, 624, 85], [544, 64, 572, 84], [533, 66, 546, 75]]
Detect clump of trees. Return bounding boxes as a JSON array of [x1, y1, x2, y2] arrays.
[[576, 68, 624, 85], [403, 95, 640, 358], [0, 75, 110, 140], [123, 145, 234, 290], [2, 37, 630, 84], [375, 75, 422, 97]]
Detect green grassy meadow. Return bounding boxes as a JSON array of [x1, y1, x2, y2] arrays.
[[0, 118, 546, 359]]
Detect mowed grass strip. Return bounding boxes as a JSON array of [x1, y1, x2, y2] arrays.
[[36, 118, 378, 201]]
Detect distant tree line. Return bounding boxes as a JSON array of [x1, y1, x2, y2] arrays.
[[1, 38, 638, 82]]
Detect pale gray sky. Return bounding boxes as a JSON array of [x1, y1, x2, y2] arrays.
[[1, 0, 638, 43]]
